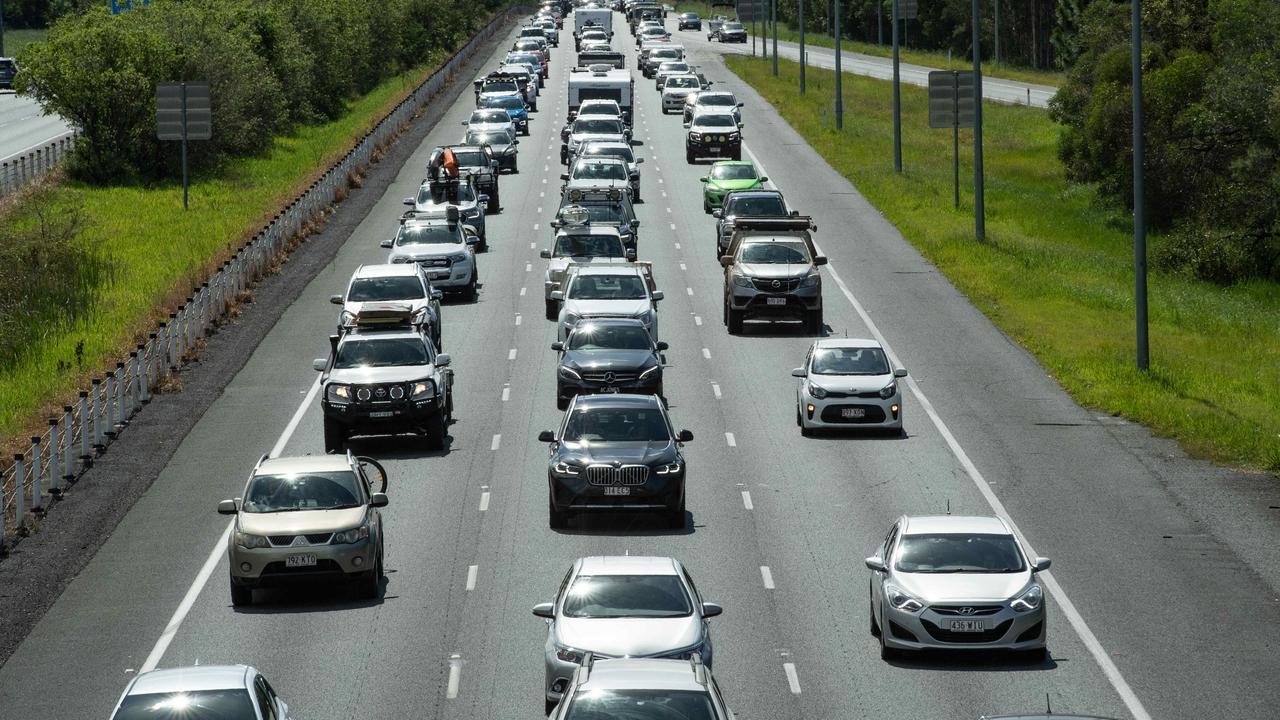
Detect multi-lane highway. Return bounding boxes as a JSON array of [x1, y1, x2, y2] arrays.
[[1, 8, 1277, 720], [0, 91, 74, 163]]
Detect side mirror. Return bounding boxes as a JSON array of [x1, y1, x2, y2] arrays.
[[312, 358, 327, 372], [699, 177, 708, 183], [1033, 557, 1052, 572], [329, 294, 344, 305], [403, 197, 415, 206], [737, 102, 745, 107], [432, 289, 444, 300], [632, 220, 641, 228], [814, 256, 829, 266], [538, 430, 556, 442], [656, 341, 669, 351], [626, 249, 637, 261], [677, 429, 694, 442], [460, 121, 468, 125], [635, 157, 644, 164], [551, 341, 565, 351], [893, 368, 908, 378], [217, 499, 238, 515], [435, 353, 451, 367], [651, 290, 664, 301], [719, 256, 734, 267], [711, 209, 722, 218], [550, 290, 565, 300], [560, 173, 569, 181], [540, 249, 552, 259], [759, 176, 769, 183], [532, 602, 555, 618], [512, 139, 520, 145], [380, 239, 394, 249], [791, 367, 807, 378], [865, 556, 886, 572], [701, 602, 723, 618], [369, 492, 390, 508], [790, 209, 800, 216]]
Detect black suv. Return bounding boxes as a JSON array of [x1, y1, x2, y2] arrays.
[[314, 309, 454, 452], [0, 59, 16, 89], [712, 189, 791, 259], [552, 318, 667, 409], [539, 394, 692, 529]]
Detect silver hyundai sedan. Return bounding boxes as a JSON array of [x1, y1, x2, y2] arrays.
[[532, 556, 722, 713], [866, 515, 1051, 660]]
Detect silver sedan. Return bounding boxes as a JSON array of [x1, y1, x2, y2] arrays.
[[866, 515, 1051, 660]]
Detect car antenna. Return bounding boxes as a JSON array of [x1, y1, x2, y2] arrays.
[[945, 499, 951, 515], [1045, 692, 1053, 714]]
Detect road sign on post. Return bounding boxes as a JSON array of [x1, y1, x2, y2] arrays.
[[928, 70, 976, 209], [156, 81, 211, 210], [899, 0, 918, 19]]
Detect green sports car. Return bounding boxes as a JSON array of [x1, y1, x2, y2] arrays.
[[700, 161, 768, 213]]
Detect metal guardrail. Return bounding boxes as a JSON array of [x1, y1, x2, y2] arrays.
[[0, 9, 523, 544], [0, 130, 80, 197]]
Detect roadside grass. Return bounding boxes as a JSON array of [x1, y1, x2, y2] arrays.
[[674, 1, 1063, 87], [725, 55, 1280, 475], [0, 64, 434, 438], [2, 28, 47, 56]]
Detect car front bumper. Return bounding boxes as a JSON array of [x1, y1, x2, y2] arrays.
[[800, 389, 903, 429], [728, 284, 821, 316], [416, 258, 475, 289], [881, 600, 1047, 652], [228, 537, 376, 587], [548, 470, 683, 512], [687, 136, 741, 157], [323, 396, 445, 434]]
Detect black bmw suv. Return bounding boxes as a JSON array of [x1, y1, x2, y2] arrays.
[[552, 318, 667, 410], [538, 394, 692, 530]]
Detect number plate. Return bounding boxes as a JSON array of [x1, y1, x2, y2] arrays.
[[601, 386, 620, 393], [368, 410, 394, 418], [286, 554, 317, 568], [766, 297, 787, 306], [429, 271, 449, 279], [708, 147, 722, 153], [948, 619, 984, 632], [841, 407, 866, 418], [603, 486, 631, 496]]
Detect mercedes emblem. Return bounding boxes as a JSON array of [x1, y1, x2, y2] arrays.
[[603, 372, 616, 384]]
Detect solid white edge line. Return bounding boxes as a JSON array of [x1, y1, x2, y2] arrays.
[[140, 520, 233, 672], [466, 565, 478, 591], [782, 662, 801, 694], [740, 139, 1152, 720], [760, 565, 775, 589]]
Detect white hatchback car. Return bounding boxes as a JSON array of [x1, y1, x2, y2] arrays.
[[791, 338, 907, 434], [109, 665, 294, 720]]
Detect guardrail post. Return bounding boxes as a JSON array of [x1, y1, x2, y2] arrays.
[[129, 352, 141, 414], [13, 455, 25, 526], [48, 418, 61, 493], [62, 406, 75, 482], [29, 437, 43, 510], [144, 337, 156, 397], [102, 374, 116, 440], [79, 391, 93, 465], [115, 362, 127, 428]]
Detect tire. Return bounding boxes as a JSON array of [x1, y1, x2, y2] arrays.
[[666, 493, 685, 529], [478, 233, 489, 253], [357, 554, 381, 600], [732, 150, 742, 161], [795, 405, 802, 427], [323, 417, 346, 454], [703, 199, 711, 214], [230, 579, 253, 607], [727, 306, 744, 334], [686, 148, 695, 164], [463, 274, 478, 302], [445, 391, 454, 424], [880, 633, 901, 661], [549, 495, 569, 529], [869, 592, 881, 637], [425, 412, 446, 451], [545, 298, 559, 320], [487, 192, 500, 213], [545, 699, 559, 715], [632, 185, 640, 202], [805, 309, 823, 335]]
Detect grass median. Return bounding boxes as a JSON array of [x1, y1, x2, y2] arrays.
[[724, 54, 1280, 474], [0, 63, 437, 439]]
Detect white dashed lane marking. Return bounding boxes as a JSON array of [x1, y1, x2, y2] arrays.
[[711, 383, 722, 399], [760, 566, 775, 589], [725, 432, 736, 447], [694, 316, 702, 326], [446, 656, 462, 699], [501, 387, 510, 402], [741, 490, 754, 510], [782, 663, 801, 694], [702, 348, 711, 359], [466, 565, 478, 590], [508, 349, 517, 360], [490, 434, 501, 451], [478, 491, 490, 512]]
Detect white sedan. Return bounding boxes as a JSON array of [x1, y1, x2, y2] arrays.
[[791, 338, 907, 435]]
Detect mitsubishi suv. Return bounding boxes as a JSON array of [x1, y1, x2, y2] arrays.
[[720, 217, 826, 334]]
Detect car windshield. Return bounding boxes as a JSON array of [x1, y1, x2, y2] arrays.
[[583, 145, 634, 163], [397, 224, 462, 246], [453, 150, 489, 167], [348, 276, 425, 302], [562, 575, 693, 618], [468, 131, 513, 146], [471, 110, 509, 123], [569, 274, 647, 299], [581, 102, 621, 115], [681, 12, 698, 18], [666, 76, 699, 89], [565, 690, 716, 720], [483, 80, 520, 93], [242, 471, 364, 513], [488, 96, 524, 111], [659, 62, 689, 73], [700, 94, 736, 106], [554, 234, 623, 256], [334, 337, 431, 369], [726, 195, 787, 216], [573, 161, 628, 180], [653, 51, 679, 60], [112, 689, 257, 720], [418, 183, 476, 205], [896, 533, 1027, 573], [575, 118, 623, 134], [739, 241, 810, 264], [811, 347, 889, 375], [562, 406, 671, 442], [696, 114, 736, 127], [568, 324, 653, 350], [725, 22, 744, 30], [711, 164, 757, 180]]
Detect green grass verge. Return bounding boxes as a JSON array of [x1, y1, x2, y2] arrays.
[[2, 28, 47, 56], [674, 1, 1063, 87], [0, 64, 435, 438], [725, 55, 1280, 474]]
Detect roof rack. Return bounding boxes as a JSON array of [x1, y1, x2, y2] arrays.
[[731, 216, 818, 232], [345, 301, 418, 329], [401, 205, 461, 224]]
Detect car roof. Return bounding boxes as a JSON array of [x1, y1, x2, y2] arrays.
[[577, 555, 679, 575], [353, 263, 419, 279], [902, 515, 1012, 536], [579, 658, 706, 692], [128, 665, 250, 695], [256, 454, 353, 476], [573, 393, 661, 409], [813, 337, 882, 350]]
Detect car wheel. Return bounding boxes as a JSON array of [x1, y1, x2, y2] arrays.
[[686, 148, 695, 164], [425, 412, 447, 451], [732, 150, 742, 161], [805, 309, 823, 335], [879, 631, 901, 661], [545, 298, 559, 320], [545, 699, 559, 715], [323, 417, 346, 454], [795, 405, 802, 427], [488, 193, 500, 213], [358, 552, 381, 600], [464, 274, 478, 302], [869, 591, 881, 637], [556, 395, 569, 411], [703, 198, 711, 214], [632, 186, 640, 202], [727, 306, 744, 334], [445, 392, 454, 424], [549, 496, 569, 529], [230, 578, 253, 607], [478, 233, 489, 253], [666, 500, 685, 529]]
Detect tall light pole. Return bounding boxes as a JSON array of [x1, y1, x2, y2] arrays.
[[877, 0, 883, 45], [798, 0, 806, 93], [1133, 0, 1149, 369], [971, 0, 985, 240], [771, 0, 778, 76], [834, 0, 843, 128], [0, 0, 7, 57], [892, 0, 902, 172], [993, 0, 1000, 69]]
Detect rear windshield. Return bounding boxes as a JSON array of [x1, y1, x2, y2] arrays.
[[242, 471, 364, 513], [112, 690, 257, 720], [348, 276, 424, 302]]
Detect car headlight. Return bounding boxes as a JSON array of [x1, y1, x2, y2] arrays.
[[234, 531, 270, 549], [553, 461, 581, 475], [391, 256, 410, 263], [327, 384, 351, 402], [807, 382, 828, 399], [563, 311, 581, 326], [638, 365, 661, 380], [688, 132, 699, 140], [800, 273, 820, 288], [1011, 584, 1043, 612], [732, 275, 752, 288], [448, 252, 468, 263], [331, 524, 370, 544], [655, 461, 682, 474], [659, 641, 706, 660], [879, 382, 897, 399], [886, 583, 924, 613], [558, 365, 582, 380], [411, 380, 435, 399], [555, 644, 585, 663], [463, 208, 480, 218]]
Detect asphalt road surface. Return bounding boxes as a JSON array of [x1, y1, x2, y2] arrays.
[[0, 90, 74, 163], [1, 13, 1277, 720]]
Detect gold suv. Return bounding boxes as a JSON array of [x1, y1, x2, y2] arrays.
[[218, 453, 388, 606]]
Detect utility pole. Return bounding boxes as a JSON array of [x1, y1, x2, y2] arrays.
[[799, 0, 806, 93], [892, 0, 902, 172], [0, 0, 7, 58], [877, 0, 883, 46], [994, 0, 1000, 69], [771, 0, 778, 76], [834, 0, 843, 129], [1132, 0, 1149, 369], [971, 0, 986, 240]]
